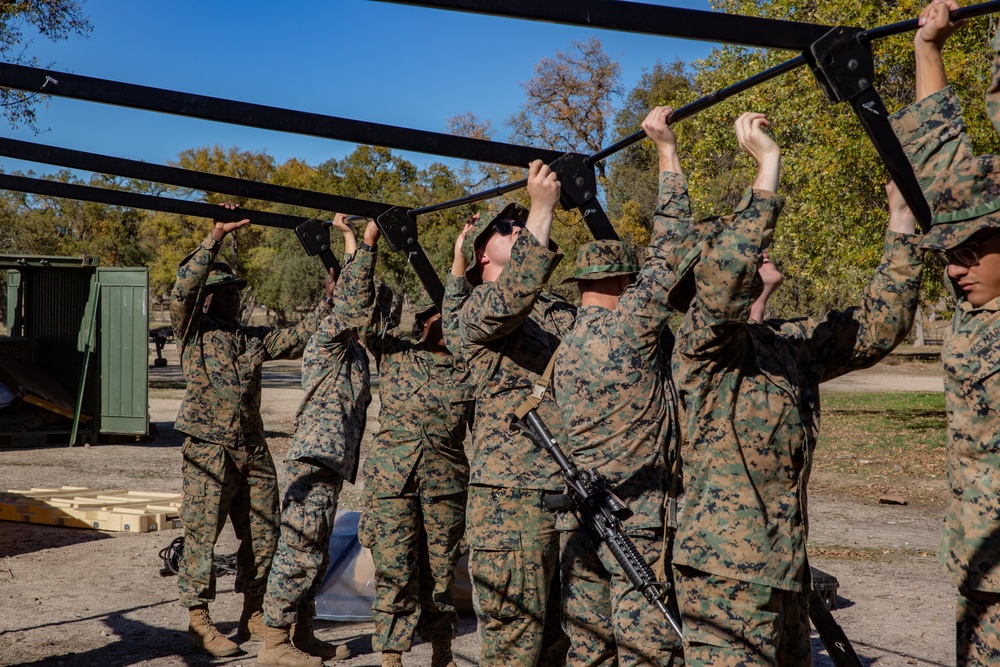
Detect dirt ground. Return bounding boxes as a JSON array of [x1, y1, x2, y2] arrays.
[[0, 346, 957, 667]]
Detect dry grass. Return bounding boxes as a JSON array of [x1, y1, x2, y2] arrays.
[[813, 391, 948, 506]]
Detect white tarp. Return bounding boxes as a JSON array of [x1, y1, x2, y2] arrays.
[[315, 510, 474, 621]]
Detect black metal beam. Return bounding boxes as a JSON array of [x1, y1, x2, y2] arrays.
[[0, 172, 346, 276], [374, 0, 834, 51], [0, 172, 316, 230], [0, 145, 448, 305], [0, 62, 563, 168], [860, 0, 1000, 42], [809, 27, 932, 229], [413, 54, 808, 224], [0, 136, 395, 220], [589, 54, 807, 164]]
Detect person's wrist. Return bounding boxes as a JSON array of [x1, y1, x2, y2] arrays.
[[323, 295, 335, 307], [358, 241, 375, 253]]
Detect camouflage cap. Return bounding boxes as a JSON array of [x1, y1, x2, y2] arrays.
[[461, 202, 529, 285], [920, 154, 1000, 251], [413, 290, 438, 320], [563, 240, 640, 284], [204, 262, 247, 291]]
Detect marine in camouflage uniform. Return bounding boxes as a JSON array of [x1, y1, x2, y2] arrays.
[[443, 161, 575, 667], [257, 219, 371, 667], [551, 106, 695, 667], [339, 222, 473, 667], [668, 116, 924, 667], [889, 5, 1000, 662], [170, 217, 331, 657]]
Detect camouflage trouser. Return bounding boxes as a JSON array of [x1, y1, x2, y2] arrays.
[[673, 566, 810, 667], [957, 588, 1000, 666], [466, 485, 569, 667], [262, 460, 344, 627], [561, 528, 683, 666], [178, 436, 280, 608], [357, 487, 466, 652]]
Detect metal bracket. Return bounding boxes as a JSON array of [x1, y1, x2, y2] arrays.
[[375, 206, 419, 254], [809, 26, 876, 104], [376, 206, 445, 307], [294, 218, 341, 278], [548, 153, 619, 241]]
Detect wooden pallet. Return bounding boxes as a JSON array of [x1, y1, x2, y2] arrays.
[[0, 487, 182, 532]]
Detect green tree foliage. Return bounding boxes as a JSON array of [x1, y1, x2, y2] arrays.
[[0, 170, 154, 267], [316, 146, 476, 300], [1, 0, 91, 129]]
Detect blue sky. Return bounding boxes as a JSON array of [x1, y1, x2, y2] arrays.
[[1, 0, 721, 176]]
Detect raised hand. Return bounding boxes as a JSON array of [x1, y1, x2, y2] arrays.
[[212, 203, 250, 241]]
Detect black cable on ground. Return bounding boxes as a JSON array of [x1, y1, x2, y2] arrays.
[[158, 536, 237, 577]]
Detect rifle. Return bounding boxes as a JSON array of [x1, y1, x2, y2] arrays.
[[809, 587, 864, 667], [512, 407, 684, 640]]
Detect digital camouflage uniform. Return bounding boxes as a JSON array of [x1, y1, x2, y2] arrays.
[[889, 32, 1000, 663], [443, 225, 576, 667], [338, 246, 474, 654], [262, 253, 372, 628], [670, 189, 924, 667], [552, 171, 702, 667], [170, 234, 326, 608]]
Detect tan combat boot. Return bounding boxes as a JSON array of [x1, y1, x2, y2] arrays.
[[291, 614, 350, 660], [381, 650, 403, 667], [187, 605, 239, 657], [255, 624, 322, 667], [431, 638, 458, 667], [237, 594, 266, 642]]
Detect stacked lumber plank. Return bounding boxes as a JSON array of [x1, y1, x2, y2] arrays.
[[0, 487, 182, 532]]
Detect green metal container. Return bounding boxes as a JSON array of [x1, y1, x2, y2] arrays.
[[1, 255, 149, 446]]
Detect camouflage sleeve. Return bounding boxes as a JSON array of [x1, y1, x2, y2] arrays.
[[679, 188, 784, 359], [614, 171, 693, 353], [648, 171, 695, 275], [307, 254, 356, 359], [260, 299, 330, 360], [781, 230, 925, 381], [889, 86, 974, 202], [334, 247, 384, 349], [308, 308, 354, 355], [459, 231, 564, 344], [169, 235, 218, 345], [442, 273, 471, 355]]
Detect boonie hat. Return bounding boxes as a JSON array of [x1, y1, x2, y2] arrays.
[[413, 290, 438, 320], [205, 262, 248, 291], [563, 240, 640, 284], [918, 154, 1000, 251]]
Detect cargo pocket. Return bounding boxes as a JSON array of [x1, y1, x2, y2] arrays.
[[180, 476, 209, 535], [467, 528, 529, 620], [282, 496, 324, 554]]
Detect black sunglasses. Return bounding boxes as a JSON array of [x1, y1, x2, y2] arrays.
[[933, 232, 1000, 267], [476, 218, 526, 249]]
